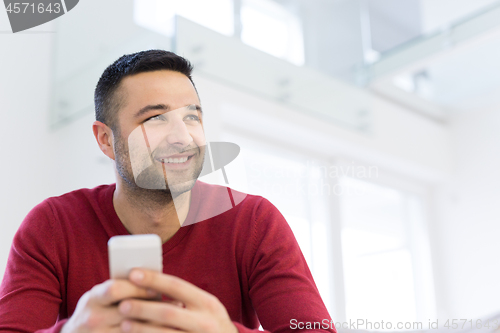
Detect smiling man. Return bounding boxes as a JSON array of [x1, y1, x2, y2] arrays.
[[0, 50, 335, 333], [100, 69, 207, 243]]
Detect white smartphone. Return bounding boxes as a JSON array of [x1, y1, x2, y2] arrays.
[[108, 234, 163, 279]]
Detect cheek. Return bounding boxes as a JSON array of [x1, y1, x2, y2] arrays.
[[127, 126, 153, 174], [127, 126, 148, 153], [144, 131, 164, 151], [191, 126, 206, 147], [138, 123, 167, 151]]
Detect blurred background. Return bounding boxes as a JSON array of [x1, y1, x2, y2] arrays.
[[1, 0, 500, 328]]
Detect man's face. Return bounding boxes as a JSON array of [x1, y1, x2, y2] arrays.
[[112, 70, 205, 195]]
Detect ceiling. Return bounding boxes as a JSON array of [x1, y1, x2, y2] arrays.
[[273, 0, 500, 120], [365, 0, 500, 119]]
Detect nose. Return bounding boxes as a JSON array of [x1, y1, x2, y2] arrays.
[[165, 116, 193, 147]]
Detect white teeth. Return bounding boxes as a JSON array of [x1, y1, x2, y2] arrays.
[[163, 156, 188, 163]]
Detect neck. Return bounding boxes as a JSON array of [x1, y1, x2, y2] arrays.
[[113, 179, 192, 243]]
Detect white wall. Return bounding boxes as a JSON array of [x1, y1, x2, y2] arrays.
[[435, 107, 500, 319], [0, 14, 115, 278]]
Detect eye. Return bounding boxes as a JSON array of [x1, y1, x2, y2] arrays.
[[146, 114, 165, 122], [185, 114, 201, 122]]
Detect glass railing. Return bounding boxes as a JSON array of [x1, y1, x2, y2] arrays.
[[361, 1, 500, 81], [50, 4, 371, 132], [174, 16, 371, 132]]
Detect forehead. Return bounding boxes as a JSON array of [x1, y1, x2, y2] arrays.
[[117, 70, 199, 115]]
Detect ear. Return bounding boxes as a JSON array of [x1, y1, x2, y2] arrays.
[[93, 121, 115, 160]]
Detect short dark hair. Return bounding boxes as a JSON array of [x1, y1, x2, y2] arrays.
[[94, 49, 196, 131]]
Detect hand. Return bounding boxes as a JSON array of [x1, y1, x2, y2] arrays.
[[118, 269, 239, 333], [60, 279, 159, 333]]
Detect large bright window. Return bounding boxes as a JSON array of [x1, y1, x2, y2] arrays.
[[339, 176, 436, 324], [221, 128, 436, 323]]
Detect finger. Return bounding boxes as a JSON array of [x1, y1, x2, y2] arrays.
[[103, 326, 123, 333], [165, 299, 185, 308], [90, 279, 158, 306], [129, 269, 210, 309], [119, 299, 195, 330], [161, 295, 185, 307], [122, 319, 187, 333], [84, 307, 124, 327]]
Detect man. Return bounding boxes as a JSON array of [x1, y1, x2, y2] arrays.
[[0, 50, 335, 332]]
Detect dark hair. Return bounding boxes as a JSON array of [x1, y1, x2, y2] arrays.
[[94, 49, 196, 131]]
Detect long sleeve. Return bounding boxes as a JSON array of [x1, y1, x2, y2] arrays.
[[242, 198, 336, 333], [0, 201, 67, 332]]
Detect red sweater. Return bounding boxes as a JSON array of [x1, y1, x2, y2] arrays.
[[0, 181, 335, 332]]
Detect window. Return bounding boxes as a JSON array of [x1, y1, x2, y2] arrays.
[[241, 0, 305, 65], [221, 129, 436, 323], [134, 0, 234, 36], [339, 176, 436, 324], [134, 0, 305, 66], [221, 131, 334, 315]]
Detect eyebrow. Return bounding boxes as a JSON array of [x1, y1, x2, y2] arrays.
[[134, 104, 203, 118]]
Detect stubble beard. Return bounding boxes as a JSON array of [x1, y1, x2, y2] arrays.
[[113, 128, 204, 207]]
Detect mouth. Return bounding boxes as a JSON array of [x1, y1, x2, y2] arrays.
[[155, 153, 195, 168]]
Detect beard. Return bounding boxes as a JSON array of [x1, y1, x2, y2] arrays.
[[113, 127, 205, 205]]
